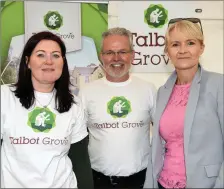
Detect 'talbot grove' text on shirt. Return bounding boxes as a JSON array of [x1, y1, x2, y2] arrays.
[[79, 76, 156, 176], [1, 85, 88, 188]]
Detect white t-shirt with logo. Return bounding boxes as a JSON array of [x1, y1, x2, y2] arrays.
[[79, 76, 156, 176], [1, 85, 88, 188]]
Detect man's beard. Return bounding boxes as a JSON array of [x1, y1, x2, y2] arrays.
[[100, 61, 131, 78]]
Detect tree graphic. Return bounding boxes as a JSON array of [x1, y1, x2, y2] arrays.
[[107, 96, 131, 118], [27, 107, 56, 133], [144, 4, 168, 28], [44, 11, 63, 30]]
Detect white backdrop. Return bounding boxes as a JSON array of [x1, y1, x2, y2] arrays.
[[108, 1, 223, 88]]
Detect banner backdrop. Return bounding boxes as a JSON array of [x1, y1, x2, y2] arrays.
[[1, 1, 108, 94], [117, 1, 174, 72], [116, 1, 223, 73], [24, 1, 81, 52]]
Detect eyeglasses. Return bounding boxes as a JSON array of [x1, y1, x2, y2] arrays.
[[101, 50, 133, 58], [35, 51, 63, 62], [168, 18, 203, 35]]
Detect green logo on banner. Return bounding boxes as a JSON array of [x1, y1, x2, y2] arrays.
[[144, 4, 168, 28], [27, 107, 56, 133], [44, 11, 63, 30], [107, 96, 131, 118]]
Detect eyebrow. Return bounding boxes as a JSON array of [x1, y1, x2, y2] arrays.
[[35, 50, 61, 53], [186, 38, 197, 41], [170, 39, 197, 43], [104, 49, 130, 52]]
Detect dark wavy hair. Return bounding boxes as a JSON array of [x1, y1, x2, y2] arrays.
[[12, 31, 74, 113]]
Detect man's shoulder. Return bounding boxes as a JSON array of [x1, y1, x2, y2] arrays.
[[131, 76, 156, 91], [80, 78, 104, 94], [85, 78, 104, 87]]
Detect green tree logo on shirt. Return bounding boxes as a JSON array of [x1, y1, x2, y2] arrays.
[[107, 96, 132, 118], [144, 4, 168, 28], [27, 107, 56, 132]]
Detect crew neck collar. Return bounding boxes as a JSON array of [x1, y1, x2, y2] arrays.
[[34, 89, 55, 96], [103, 76, 132, 86]]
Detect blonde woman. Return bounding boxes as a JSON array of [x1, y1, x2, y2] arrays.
[[144, 18, 223, 188]]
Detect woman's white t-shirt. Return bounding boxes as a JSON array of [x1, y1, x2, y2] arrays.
[[1, 85, 88, 188]]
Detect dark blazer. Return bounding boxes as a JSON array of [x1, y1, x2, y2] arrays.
[[144, 66, 223, 188]]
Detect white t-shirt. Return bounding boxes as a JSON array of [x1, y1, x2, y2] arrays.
[[79, 76, 156, 176], [1, 85, 88, 188]]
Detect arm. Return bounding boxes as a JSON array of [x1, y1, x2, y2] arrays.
[[149, 83, 157, 125], [144, 87, 160, 188], [69, 94, 93, 189], [143, 144, 154, 188], [68, 136, 94, 189], [214, 76, 224, 188], [214, 163, 224, 188]]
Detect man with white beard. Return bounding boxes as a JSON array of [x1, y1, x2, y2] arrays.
[[79, 27, 156, 188]]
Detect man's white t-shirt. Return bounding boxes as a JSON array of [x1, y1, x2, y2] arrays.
[[79, 76, 156, 176], [1, 85, 88, 188]]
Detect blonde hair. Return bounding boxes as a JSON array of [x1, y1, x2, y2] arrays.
[[101, 27, 134, 51], [164, 20, 204, 53]]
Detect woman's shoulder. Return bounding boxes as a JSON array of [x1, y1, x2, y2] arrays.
[[1, 84, 11, 90], [1, 84, 15, 96], [1, 84, 17, 110], [202, 70, 223, 85]]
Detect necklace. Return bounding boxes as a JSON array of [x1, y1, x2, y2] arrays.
[[35, 90, 55, 111]]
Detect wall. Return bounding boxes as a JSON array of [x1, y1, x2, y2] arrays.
[[108, 1, 223, 89]]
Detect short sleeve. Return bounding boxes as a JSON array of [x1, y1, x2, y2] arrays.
[[70, 96, 88, 144]]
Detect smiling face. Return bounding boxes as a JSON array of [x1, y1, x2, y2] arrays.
[[166, 28, 204, 71], [27, 40, 64, 89], [165, 20, 204, 71], [100, 35, 134, 82]]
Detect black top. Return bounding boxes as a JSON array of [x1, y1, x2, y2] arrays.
[[68, 136, 94, 189]]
